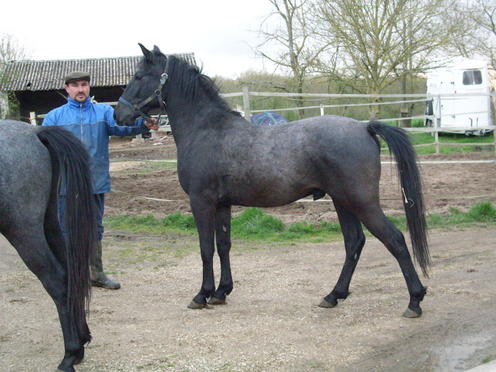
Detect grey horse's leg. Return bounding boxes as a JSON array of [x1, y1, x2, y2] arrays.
[[209, 205, 233, 305], [359, 205, 427, 317], [320, 202, 365, 308], [188, 196, 216, 309], [6, 227, 84, 372]]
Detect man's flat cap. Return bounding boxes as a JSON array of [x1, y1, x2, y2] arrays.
[[64, 71, 91, 84]]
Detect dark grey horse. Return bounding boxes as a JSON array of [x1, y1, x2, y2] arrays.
[[0, 120, 97, 372], [115, 45, 430, 318]]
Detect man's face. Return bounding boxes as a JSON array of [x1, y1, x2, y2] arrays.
[[65, 80, 90, 102]]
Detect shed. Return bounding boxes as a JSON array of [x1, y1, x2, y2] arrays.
[[0, 53, 196, 124]]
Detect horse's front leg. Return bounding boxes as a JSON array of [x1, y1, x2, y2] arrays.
[[209, 205, 233, 305], [188, 196, 216, 309]]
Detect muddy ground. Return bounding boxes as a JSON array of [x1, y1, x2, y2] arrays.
[[1, 135, 495, 372]]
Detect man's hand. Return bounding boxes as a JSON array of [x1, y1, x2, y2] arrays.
[[144, 118, 159, 131]]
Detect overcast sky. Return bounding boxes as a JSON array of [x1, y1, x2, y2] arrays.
[[1, 0, 280, 78]]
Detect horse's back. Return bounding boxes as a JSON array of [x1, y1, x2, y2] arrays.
[[233, 115, 380, 176], [238, 115, 377, 156], [290, 115, 378, 155], [0, 120, 51, 233]]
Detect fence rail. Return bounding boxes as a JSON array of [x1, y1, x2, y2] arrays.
[[30, 89, 496, 154]]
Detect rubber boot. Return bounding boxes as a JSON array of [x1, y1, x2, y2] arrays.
[[91, 241, 121, 290]]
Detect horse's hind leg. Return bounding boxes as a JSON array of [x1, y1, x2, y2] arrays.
[[209, 205, 233, 305], [319, 202, 365, 308], [6, 227, 83, 372], [359, 206, 427, 317]]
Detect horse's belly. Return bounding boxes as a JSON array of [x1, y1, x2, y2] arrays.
[[227, 184, 313, 208], [220, 164, 322, 207]]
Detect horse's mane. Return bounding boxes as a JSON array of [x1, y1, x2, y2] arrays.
[[162, 53, 237, 115]]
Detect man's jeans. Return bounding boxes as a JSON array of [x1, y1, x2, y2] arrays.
[[58, 193, 105, 241]]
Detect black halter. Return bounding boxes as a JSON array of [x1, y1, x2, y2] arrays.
[[118, 61, 169, 121]]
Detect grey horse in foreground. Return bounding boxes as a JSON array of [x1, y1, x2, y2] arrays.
[[0, 120, 97, 372], [115, 44, 430, 318]]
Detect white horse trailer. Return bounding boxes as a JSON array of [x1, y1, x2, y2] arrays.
[[426, 58, 494, 135]]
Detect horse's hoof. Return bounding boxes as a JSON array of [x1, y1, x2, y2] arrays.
[[208, 296, 227, 305], [74, 348, 84, 365], [403, 307, 422, 318], [318, 298, 337, 308], [56, 368, 74, 372], [187, 300, 207, 309]]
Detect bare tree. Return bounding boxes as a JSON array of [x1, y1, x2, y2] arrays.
[[314, 0, 453, 120], [0, 34, 26, 76], [0, 34, 27, 118], [394, 0, 458, 125], [257, 0, 331, 116], [446, 0, 496, 67]]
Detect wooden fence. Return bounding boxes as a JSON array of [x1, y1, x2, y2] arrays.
[[30, 89, 496, 154]]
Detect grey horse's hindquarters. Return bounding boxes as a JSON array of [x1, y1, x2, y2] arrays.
[[0, 123, 51, 236], [306, 122, 382, 208]]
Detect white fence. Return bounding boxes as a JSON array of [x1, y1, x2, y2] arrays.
[[30, 89, 496, 154]]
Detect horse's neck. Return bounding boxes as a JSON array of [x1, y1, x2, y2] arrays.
[[167, 96, 208, 145], [167, 89, 226, 145]]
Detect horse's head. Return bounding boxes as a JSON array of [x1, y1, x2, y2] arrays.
[[114, 44, 168, 125]]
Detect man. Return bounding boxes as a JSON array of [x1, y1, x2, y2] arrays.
[[43, 71, 158, 289]]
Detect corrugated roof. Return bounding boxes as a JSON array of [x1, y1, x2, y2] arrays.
[[0, 54, 196, 92]]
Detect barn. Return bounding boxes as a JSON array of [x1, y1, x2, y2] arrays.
[[0, 53, 195, 124]]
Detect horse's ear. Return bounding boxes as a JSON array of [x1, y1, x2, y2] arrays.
[[152, 45, 162, 55], [139, 43, 153, 62]]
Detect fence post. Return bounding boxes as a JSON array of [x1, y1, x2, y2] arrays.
[[493, 127, 496, 155], [29, 112, 37, 126], [435, 95, 441, 154], [242, 86, 251, 122], [320, 104, 324, 116]]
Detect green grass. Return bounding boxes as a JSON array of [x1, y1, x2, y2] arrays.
[[105, 202, 496, 242], [410, 132, 494, 155], [482, 356, 496, 364], [113, 160, 177, 175], [105, 213, 197, 235], [378, 123, 495, 155], [105, 208, 343, 242], [389, 202, 496, 230]]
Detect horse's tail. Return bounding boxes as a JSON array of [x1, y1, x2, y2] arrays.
[[367, 121, 430, 277], [36, 126, 97, 342]]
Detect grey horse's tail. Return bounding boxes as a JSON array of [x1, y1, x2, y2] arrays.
[[36, 126, 97, 343], [367, 121, 430, 277]]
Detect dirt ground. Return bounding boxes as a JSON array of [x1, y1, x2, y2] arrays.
[[1, 135, 496, 372]]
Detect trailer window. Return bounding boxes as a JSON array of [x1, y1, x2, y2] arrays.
[[463, 70, 482, 85]]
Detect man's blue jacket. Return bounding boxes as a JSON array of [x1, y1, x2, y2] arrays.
[[42, 97, 148, 194]]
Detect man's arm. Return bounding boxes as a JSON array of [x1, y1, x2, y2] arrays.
[[104, 106, 152, 136], [41, 111, 58, 126]]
